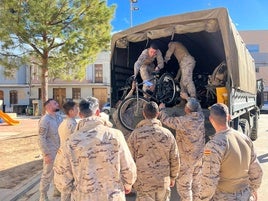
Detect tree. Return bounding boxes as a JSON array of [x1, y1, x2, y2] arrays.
[[0, 0, 115, 113]]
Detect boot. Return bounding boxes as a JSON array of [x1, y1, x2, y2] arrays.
[[53, 187, 61, 197], [39, 193, 49, 201]]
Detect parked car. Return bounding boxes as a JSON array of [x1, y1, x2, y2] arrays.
[[261, 101, 268, 113], [101, 102, 111, 114]]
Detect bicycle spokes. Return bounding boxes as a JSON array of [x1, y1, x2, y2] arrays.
[[157, 73, 177, 104]]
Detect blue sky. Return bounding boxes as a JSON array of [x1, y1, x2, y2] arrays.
[[107, 0, 268, 32]]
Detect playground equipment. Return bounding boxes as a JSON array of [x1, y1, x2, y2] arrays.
[[0, 110, 20, 125]]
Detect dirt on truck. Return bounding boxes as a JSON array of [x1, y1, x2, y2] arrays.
[[110, 7, 262, 140]]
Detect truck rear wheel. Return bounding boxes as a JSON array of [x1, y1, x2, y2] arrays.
[[239, 119, 251, 138], [250, 112, 258, 141]]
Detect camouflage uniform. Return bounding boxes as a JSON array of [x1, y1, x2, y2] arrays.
[[57, 117, 77, 200], [198, 128, 263, 201], [38, 113, 63, 196], [159, 106, 205, 201], [165, 41, 196, 97], [53, 116, 137, 201], [112, 107, 132, 140], [58, 117, 77, 147], [134, 48, 164, 92], [127, 118, 180, 201]]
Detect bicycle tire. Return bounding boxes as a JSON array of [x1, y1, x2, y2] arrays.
[[118, 96, 149, 131], [156, 73, 176, 104]]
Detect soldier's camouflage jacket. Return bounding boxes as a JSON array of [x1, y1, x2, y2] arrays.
[[199, 128, 263, 200], [54, 116, 137, 201], [134, 48, 164, 78], [58, 117, 77, 148], [159, 108, 205, 162], [127, 118, 180, 193]]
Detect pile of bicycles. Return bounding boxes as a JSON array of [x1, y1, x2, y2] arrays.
[[117, 71, 180, 131]]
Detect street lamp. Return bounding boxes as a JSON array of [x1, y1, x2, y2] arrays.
[[130, 0, 139, 27]]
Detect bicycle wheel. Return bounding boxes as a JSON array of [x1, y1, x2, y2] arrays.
[[118, 96, 149, 131], [156, 73, 177, 104]]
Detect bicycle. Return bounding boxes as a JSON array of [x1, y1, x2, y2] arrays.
[[117, 71, 179, 131]]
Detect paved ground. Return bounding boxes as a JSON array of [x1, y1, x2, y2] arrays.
[[1, 114, 268, 201], [253, 112, 268, 201]]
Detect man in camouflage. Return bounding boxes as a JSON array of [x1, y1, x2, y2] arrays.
[[57, 100, 78, 200], [53, 97, 137, 201], [159, 92, 205, 201], [198, 103, 263, 201], [38, 99, 63, 201], [164, 41, 196, 97], [133, 43, 164, 94], [127, 101, 180, 201], [58, 100, 78, 148]]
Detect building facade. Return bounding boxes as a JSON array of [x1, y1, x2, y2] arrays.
[[1, 30, 268, 115], [0, 65, 30, 114], [240, 30, 268, 102], [0, 51, 111, 115]]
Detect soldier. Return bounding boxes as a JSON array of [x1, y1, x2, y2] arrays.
[[38, 99, 63, 201], [53, 97, 137, 200], [159, 92, 205, 201], [57, 100, 78, 201], [133, 43, 164, 95], [164, 41, 196, 98], [198, 103, 263, 200], [127, 101, 180, 201], [58, 100, 78, 148]]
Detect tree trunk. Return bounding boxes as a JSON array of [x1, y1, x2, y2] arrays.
[[41, 57, 49, 115]]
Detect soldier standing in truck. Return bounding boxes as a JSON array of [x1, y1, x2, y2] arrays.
[[164, 41, 196, 98], [133, 43, 164, 96]]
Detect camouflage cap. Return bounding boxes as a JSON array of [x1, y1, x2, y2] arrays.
[[209, 103, 229, 117], [186, 98, 199, 112]]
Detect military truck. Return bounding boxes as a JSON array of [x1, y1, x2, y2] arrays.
[[110, 7, 262, 140]]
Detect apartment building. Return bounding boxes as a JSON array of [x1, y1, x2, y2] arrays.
[[0, 51, 110, 115], [240, 30, 268, 101]]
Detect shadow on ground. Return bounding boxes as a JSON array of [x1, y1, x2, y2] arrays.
[[0, 160, 42, 189], [258, 153, 268, 164]]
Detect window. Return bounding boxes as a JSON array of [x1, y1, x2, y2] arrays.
[[246, 44, 259, 53], [95, 64, 103, 83], [72, 88, 81, 99], [264, 92, 268, 102], [38, 88, 41, 100], [10, 90, 18, 104], [255, 67, 259, 73], [0, 90, 3, 100]]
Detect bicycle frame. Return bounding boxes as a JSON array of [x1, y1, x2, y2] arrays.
[[118, 72, 177, 131]]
